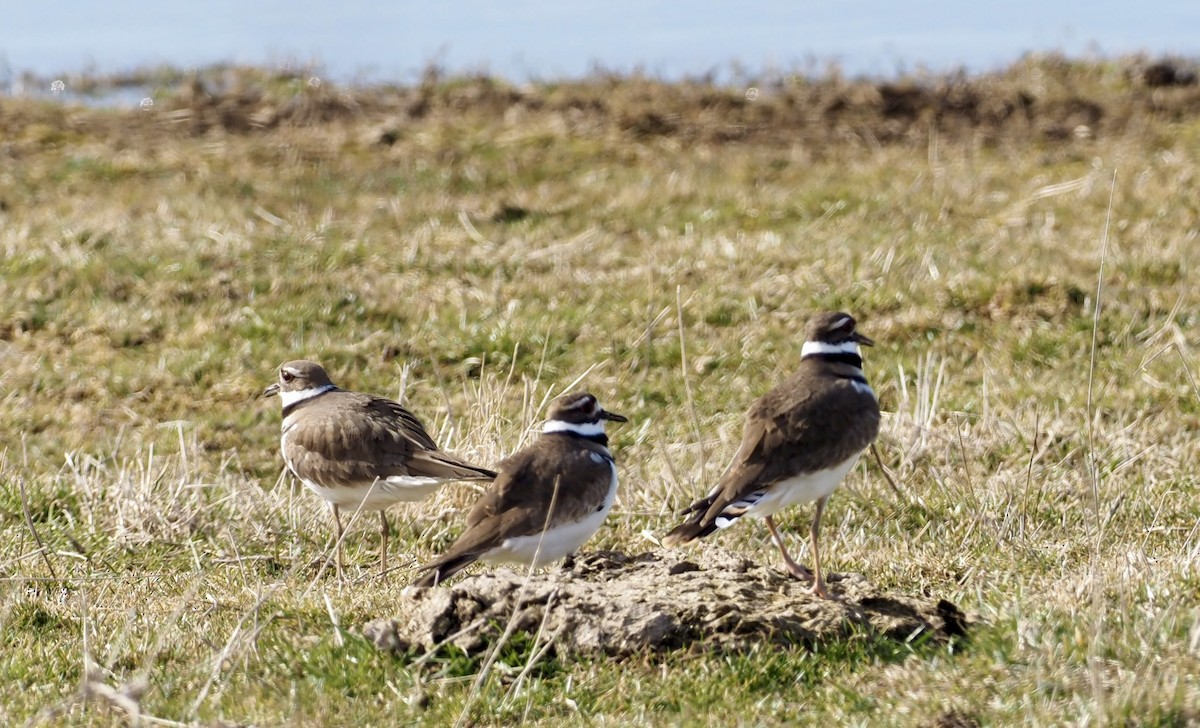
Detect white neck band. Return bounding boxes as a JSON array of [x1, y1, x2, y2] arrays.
[[543, 419, 605, 437], [279, 384, 335, 408], [800, 340, 861, 358]]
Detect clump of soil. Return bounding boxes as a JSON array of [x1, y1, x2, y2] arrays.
[[363, 548, 969, 659]]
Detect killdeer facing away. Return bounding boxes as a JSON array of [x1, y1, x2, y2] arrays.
[[263, 360, 496, 577], [663, 311, 880, 599], [412, 392, 627, 588]]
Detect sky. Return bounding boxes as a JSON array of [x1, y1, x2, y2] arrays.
[[2, 1, 1198, 85]]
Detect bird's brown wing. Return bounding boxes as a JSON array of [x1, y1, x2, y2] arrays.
[[285, 394, 494, 487], [419, 442, 609, 575], [701, 376, 878, 522]]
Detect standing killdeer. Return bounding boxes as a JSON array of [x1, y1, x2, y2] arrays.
[[662, 311, 880, 599], [412, 392, 627, 587], [263, 360, 496, 577]]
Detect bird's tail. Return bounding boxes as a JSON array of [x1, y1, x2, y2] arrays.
[[662, 493, 724, 547], [662, 516, 723, 547], [662, 486, 758, 547], [410, 553, 479, 588], [410, 450, 497, 482]]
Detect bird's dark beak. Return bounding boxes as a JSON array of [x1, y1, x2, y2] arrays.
[[853, 332, 875, 347], [600, 409, 628, 423], [262, 383, 280, 398]]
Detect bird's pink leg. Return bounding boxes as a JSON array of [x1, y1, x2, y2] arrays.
[[765, 515, 813, 580]]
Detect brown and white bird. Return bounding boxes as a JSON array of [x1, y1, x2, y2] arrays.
[[412, 392, 627, 588], [663, 311, 880, 599], [263, 360, 495, 577]]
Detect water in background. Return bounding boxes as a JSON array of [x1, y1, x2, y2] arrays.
[[2, 0, 1198, 99]]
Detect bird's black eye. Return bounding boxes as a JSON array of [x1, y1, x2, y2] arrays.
[[281, 370, 295, 383]]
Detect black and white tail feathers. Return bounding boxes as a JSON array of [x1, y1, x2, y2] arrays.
[[662, 487, 767, 546]]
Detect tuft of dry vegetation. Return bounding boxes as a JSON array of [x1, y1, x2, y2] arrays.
[[1, 54, 1199, 725]]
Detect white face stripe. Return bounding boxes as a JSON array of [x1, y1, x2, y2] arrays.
[[542, 419, 605, 437], [800, 340, 861, 358], [278, 384, 335, 408]]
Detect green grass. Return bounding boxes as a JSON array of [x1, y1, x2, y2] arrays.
[[2, 56, 1200, 725]]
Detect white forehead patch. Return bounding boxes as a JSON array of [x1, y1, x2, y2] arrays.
[[566, 396, 597, 413], [801, 340, 861, 358]]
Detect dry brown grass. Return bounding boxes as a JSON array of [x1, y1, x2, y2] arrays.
[[1, 55, 1199, 725]]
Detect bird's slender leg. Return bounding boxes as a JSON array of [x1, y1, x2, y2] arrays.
[[765, 515, 812, 580], [809, 496, 832, 599], [379, 510, 390, 576], [331, 504, 345, 580]]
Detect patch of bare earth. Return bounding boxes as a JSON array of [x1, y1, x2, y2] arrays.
[[364, 548, 969, 659]]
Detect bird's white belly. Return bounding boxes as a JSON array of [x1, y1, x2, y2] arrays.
[[483, 460, 617, 566], [281, 430, 442, 509], [300, 476, 443, 509], [744, 452, 861, 520]]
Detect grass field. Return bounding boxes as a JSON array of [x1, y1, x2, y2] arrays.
[[2, 56, 1199, 725]]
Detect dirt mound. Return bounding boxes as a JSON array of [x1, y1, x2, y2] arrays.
[[363, 548, 969, 659]]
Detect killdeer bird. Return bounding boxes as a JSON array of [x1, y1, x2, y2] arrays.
[[413, 392, 627, 587], [663, 311, 880, 599], [263, 360, 495, 577]]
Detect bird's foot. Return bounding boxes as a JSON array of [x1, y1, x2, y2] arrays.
[[810, 578, 838, 601], [779, 557, 813, 581]]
